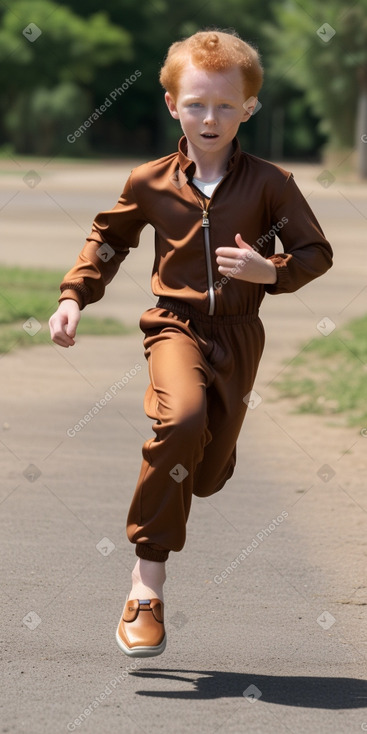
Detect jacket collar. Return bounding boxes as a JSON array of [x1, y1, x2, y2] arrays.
[[177, 135, 242, 178]]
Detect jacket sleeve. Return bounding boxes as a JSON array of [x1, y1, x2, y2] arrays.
[[265, 173, 333, 295], [59, 174, 148, 309]]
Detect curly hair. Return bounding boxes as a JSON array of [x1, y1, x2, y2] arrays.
[[159, 29, 263, 102]]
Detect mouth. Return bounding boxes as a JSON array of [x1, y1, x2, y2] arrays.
[[200, 133, 219, 138]]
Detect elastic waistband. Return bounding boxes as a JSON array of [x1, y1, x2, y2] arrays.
[[156, 297, 259, 325]]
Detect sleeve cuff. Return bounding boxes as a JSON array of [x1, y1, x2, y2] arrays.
[[265, 253, 292, 294], [58, 288, 84, 309]]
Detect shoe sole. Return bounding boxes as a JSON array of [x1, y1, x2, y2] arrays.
[[115, 630, 167, 658]]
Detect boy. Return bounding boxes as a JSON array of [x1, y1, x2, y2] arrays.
[[49, 29, 333, 658]]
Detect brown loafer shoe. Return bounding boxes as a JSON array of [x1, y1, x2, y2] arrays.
[[116, 598, 166, 657]]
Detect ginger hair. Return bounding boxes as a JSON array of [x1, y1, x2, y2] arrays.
[[159, 29, 263, 102]]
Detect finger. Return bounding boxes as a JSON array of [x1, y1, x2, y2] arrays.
[[216, 246, 243, 259], [65, 320, 78, 339], [52, 336, 72, 348], [217, 264, 243, 277], [217, 267, 238, 278], [49, 319, 75, 347], [217, 257, 239, 269], [217, 253, 251, 268], [234, 233, 252, 249], [52, 330, 75, 347]]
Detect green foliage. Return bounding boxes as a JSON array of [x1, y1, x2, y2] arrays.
[[0, 2, 132, 85], [74, 0, 282, 157], [0, 0, 349, 158], [0, 0, 132, 154], [4, 83, 91, 155], [274, 315, 367, 426], [267, 0, 367, 150], [0, 265, 129, 353]]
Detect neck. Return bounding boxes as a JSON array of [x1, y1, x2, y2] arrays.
[[186, 140, 232, 182]]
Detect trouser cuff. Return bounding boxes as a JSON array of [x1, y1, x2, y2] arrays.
[[135, 543, 169, 563]]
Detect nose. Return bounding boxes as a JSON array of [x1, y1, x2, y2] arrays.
[[203, 107, 217, 125]]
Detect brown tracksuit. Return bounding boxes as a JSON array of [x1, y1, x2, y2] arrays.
[[59, 136, 333, 562]]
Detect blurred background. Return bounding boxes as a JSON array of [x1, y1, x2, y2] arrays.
[[0, 0, 366, 174]]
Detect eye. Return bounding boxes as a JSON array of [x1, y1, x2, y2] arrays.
[[219, 104, 233, 109], [188, 102, 203, 108]]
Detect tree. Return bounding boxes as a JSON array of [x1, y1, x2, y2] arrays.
[[0, 0, 132, 154], [56, 0, 293, 158], [0, 0, 331, 160], [267, 0, 367, 176]]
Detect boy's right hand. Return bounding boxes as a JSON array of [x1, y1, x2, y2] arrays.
[[49, 299, 81, 348]]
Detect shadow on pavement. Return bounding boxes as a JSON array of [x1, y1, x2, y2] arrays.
[[129, 669, 367, 708]]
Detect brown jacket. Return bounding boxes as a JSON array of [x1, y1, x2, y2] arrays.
[[59, 136, 333, 316]]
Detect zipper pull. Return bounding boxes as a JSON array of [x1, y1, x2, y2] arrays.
[[202, 210, 209, 227]]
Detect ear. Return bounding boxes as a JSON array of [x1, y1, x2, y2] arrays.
[[242, 96, 258, 122], [165, 92, 180, 120]]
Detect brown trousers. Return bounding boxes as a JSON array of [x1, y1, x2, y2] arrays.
[[126, 299, 265, 562]]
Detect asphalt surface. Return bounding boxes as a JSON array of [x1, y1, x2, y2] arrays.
[[1, 157, 367, 734]]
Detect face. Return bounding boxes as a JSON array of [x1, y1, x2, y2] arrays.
[[165, 60, 256, 160]]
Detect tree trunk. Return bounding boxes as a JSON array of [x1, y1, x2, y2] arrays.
[[356, 66, 367, 179]]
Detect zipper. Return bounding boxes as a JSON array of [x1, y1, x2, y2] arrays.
[[190, 175, 229, 316], [201, 208, 215, 316], [190, 183, 216, 316]]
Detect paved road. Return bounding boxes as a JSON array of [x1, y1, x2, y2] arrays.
[[1, 158, 367, 734]]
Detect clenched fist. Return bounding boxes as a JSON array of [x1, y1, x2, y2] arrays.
[[49, 299, 81, 348]]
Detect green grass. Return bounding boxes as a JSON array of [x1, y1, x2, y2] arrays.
[[273, 314, 367, 427], [0, 265, 131, 353]]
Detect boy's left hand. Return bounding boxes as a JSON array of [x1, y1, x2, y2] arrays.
[[216, 234, 277, 285]]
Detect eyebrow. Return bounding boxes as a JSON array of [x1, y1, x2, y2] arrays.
[[182, 95, 234, 103]]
